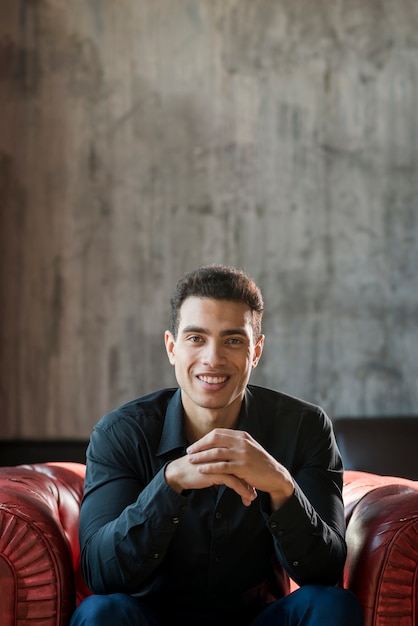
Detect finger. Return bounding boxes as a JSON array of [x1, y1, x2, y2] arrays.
[[241, 494, 255, 507], [187, 428, 238, 454], [194, 460, 234, 474], [188, 448, 236, 464], [206, 472, 257, 504]]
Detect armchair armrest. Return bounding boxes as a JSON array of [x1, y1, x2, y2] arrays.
[[343, 471, 418, 626], [0, 462, 89, 626]]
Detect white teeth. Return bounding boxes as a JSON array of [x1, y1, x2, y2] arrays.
[[199, 376, 227, 384]]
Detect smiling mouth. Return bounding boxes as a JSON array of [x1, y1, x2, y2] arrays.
[[198, 375, 229, 384]]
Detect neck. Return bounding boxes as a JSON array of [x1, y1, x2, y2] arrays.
[[181, 397, 242, 444]]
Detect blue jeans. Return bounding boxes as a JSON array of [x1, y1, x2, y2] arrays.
[[70, 585, 363, 626]]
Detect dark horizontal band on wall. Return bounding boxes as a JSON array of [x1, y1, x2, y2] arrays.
[[0, 439, 89, 467], [333, 416, 418, 481]]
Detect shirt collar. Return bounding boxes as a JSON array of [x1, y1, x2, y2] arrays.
[[157, 388, 188, 457], [156, 386, 261, 457]]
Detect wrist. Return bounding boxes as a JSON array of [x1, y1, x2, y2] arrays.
[[269, 478, 295, 511], [164, 460, 184, 494]]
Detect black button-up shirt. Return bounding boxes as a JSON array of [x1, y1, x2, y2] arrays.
[[79, 385, 346, 617]]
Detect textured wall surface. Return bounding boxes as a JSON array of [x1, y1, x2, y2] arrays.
[[1, 1, 417, 438]]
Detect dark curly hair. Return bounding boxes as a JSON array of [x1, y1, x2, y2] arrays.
[[169, 264, 264, 339]]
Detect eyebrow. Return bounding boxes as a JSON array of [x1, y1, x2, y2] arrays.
[[181, 325, 248, 337]]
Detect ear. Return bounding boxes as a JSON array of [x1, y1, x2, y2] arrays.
[[165, 330, 176, 365], [252, 334, 264, 369]]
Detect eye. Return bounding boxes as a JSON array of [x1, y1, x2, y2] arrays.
[[226, 337, 244, 345], [187, 335, 204, 343]]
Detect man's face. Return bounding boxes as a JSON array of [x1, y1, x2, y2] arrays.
[[165, 297, 264, 419]]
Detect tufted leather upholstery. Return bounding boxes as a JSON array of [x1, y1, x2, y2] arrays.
[[1, 462, 417, 625], [343, 470, 418, 626], [0, 462, 91, 625]]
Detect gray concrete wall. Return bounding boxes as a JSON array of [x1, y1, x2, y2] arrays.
[[1, 1, 417, 438]]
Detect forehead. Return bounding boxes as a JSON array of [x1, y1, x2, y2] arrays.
[[178, 297, 254, 331]]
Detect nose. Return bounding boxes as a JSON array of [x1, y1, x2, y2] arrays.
[[201, 340, 227, 367]]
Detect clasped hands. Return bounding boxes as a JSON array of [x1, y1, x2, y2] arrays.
[[165, 428, 294, 509]]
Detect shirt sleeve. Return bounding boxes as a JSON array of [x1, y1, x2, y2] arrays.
[[79, 422, 190, 594], [260, 408, 347, 587]]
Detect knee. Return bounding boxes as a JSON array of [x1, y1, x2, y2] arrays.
[[296, 585, 363, 625], [70, 594, 136, 625]]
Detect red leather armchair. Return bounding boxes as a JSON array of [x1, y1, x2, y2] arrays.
[[0, 462, 91, 625], [1, 461, 418, 626]]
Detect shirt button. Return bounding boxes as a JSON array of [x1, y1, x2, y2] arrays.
[[292, 561, 299, 567], [172, 517, 180, 524], [153, 553, 159, 559], [215, 511, 222, 519], [270, 521, 277, 528]]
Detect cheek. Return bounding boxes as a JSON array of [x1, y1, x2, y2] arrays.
[[236, 353, 253, 372], [172, 348, 192, 369]]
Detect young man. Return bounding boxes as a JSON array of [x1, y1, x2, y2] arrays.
[[71, 265, 363, 626]]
